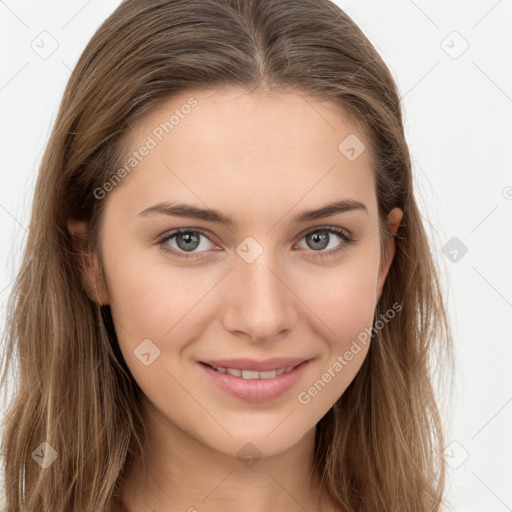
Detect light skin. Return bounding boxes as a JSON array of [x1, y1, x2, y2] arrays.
[[68, 87, 403, 512]]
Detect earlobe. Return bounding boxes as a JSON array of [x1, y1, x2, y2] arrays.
[[67, 219, 110, 306], [376, 207, 403, 303]]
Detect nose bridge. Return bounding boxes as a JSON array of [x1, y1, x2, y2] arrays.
[[221, 239, 297, 340]]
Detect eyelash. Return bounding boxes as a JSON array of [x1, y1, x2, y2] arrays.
[[157, 226, 356, 261]]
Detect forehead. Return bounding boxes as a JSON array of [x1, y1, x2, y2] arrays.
[[107, 87, 377, 223]]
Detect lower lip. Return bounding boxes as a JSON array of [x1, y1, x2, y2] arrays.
[[197, 360, 312, 403]]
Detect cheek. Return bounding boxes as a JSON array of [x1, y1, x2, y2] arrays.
[[305, 251, 380, 345], [100, 238, 197, 353], [293, 251, 379, 407], [106, 264, 171, 337], [102, 252, 210, 405]]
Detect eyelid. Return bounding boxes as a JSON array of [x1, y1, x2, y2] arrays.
[[295, 224, 353, 241]]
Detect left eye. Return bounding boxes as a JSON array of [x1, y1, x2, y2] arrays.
[[157, 226, 355, 260], [295, 226, 356, 259]]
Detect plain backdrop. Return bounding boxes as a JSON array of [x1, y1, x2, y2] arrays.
[[1, 1, 511, 511]]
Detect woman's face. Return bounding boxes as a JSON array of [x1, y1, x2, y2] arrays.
[[85, 87, 401, 459]]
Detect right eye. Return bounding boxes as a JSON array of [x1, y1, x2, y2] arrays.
[[157, 228, 219, 259]]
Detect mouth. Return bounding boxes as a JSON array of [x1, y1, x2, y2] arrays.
[[200, 362, 303, 379], [196, 357, 313, 402]]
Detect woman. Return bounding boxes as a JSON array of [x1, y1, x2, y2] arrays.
[[0, 0, 454, 510]]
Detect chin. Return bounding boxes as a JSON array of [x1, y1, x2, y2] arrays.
[[199, 422, 316, 462]]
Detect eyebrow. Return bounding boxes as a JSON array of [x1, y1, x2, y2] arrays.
[[138, 199, 368, 227]]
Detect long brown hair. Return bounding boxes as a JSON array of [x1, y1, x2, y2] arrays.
[[0, 0, 454, 510]]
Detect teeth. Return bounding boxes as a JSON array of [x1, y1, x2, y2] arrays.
[[258, 370, 277, 379], [211, 364, 298, 379], [242, 370, 261, 379]]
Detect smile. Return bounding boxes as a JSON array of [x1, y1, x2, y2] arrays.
[[197, 358, 313, 402]]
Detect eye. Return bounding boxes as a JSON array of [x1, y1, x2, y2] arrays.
[[295, 226, 356, 260], [157, 228, 218, 259]]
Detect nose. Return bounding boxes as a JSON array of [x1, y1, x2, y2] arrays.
[[220, 249, 298, 344]]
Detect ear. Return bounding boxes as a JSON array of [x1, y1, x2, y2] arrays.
[[67, 219, 110, 306], [376, 207, 403, 304]]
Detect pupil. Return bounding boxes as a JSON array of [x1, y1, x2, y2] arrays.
[[308, 231, 328, 250], [178, 232, 200, 251]]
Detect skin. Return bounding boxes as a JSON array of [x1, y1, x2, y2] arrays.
[[68, 87, 403, 512]]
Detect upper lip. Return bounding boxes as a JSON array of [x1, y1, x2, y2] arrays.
[[199, 357, 311, 372]]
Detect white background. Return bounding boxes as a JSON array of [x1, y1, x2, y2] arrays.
[[1, 1, 511, 511]]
